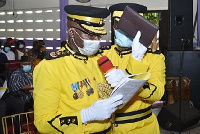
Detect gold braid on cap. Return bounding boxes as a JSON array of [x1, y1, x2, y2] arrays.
[[112, 11, 123, 18], [68, 14, 104, 25], [80, 24, 107, 35]]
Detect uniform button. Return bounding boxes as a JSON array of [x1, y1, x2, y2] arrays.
[[61, 119, 64, 124], [72, 119, 76, 123]]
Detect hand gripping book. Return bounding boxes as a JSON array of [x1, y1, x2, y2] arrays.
[[117, 5, 159, 48], [110, 72, 151, 109]]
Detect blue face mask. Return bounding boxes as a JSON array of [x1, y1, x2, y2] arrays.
[[4, 47, 10, 52], [23, 65, 32, 72], [114, 29, 133, 47]]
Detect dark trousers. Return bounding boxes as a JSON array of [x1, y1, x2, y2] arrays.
[[2, 94, 25, 114], [0, 100, 6, 134], [1, 94, 25, 134]]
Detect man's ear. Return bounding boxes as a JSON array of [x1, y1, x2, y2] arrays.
[[68, 28, 75, 38], [113, 20, 118, 29]]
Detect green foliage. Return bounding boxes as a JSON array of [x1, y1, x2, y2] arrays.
[[143, 13, 159, 26]]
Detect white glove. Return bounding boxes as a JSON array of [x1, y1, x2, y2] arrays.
[[81, 94, 123, 124], [132, 31, 147, 61], [105, 69, 128, 87]]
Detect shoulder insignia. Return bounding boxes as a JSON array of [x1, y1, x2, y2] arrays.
[[60, 116, 78, 126], [114, 47, 132, 57], [100, 45, 111, 50], [45, 50, 70, 60], [147, 49, 161, 54]]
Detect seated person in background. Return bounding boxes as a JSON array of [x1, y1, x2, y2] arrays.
[[0, 100, 6, 134], [6, 38, 12, 42], [7, 38, 15, 49], [0, 41, 9, 75], [38, 40, 45, 46], [0, 78, 24, 134], [0, 50, 9, 64], [28, 40, 40, 62], [2, 42, 15, 60], [0, 78, 6, 134], [8, 56, 33, 110], [7, 37, 15, 45], [31, 45, 47, 69], [14, 40, 27, 60]]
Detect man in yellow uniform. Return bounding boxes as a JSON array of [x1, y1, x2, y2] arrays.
[[101, 3, 166, 133], [33, 5, 123, 134]]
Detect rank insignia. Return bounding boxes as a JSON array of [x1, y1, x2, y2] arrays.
[[60, 116, 78, 126]]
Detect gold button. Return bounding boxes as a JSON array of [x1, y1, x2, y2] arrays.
[[72, 119, 75, 123], [61, 120, 64, 123]]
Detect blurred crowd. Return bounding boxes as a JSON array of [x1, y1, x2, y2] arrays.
[[0, 38, 61, 134]]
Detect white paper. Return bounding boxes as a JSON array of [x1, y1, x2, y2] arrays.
[[110, 72, 151, 109]]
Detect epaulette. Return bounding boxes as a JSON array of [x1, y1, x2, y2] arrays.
[[100, 45, 111, 50], [114, 47, 132, 58], [46, 43, 105, 64], [146, 49, 161, 54], [45, 49, 70, 60]]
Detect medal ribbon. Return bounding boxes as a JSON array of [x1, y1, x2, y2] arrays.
[[71, 83, 78, 92]]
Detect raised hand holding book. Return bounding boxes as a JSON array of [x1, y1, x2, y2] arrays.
[[117, 5, 159, 48]]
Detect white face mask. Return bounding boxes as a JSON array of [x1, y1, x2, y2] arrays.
[[19, 44, 24, 49], [72, 29, 101, 56]]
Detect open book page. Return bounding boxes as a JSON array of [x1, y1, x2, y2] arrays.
[[110, 72, 151, 109]]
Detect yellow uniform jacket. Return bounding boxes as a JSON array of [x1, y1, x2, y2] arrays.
[[33, 46, 111, 134], [103, 45, 166, 134]]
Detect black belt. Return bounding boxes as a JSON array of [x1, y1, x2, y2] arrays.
[[92, 126, 111, 134], [114, 106, 152, 124]]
